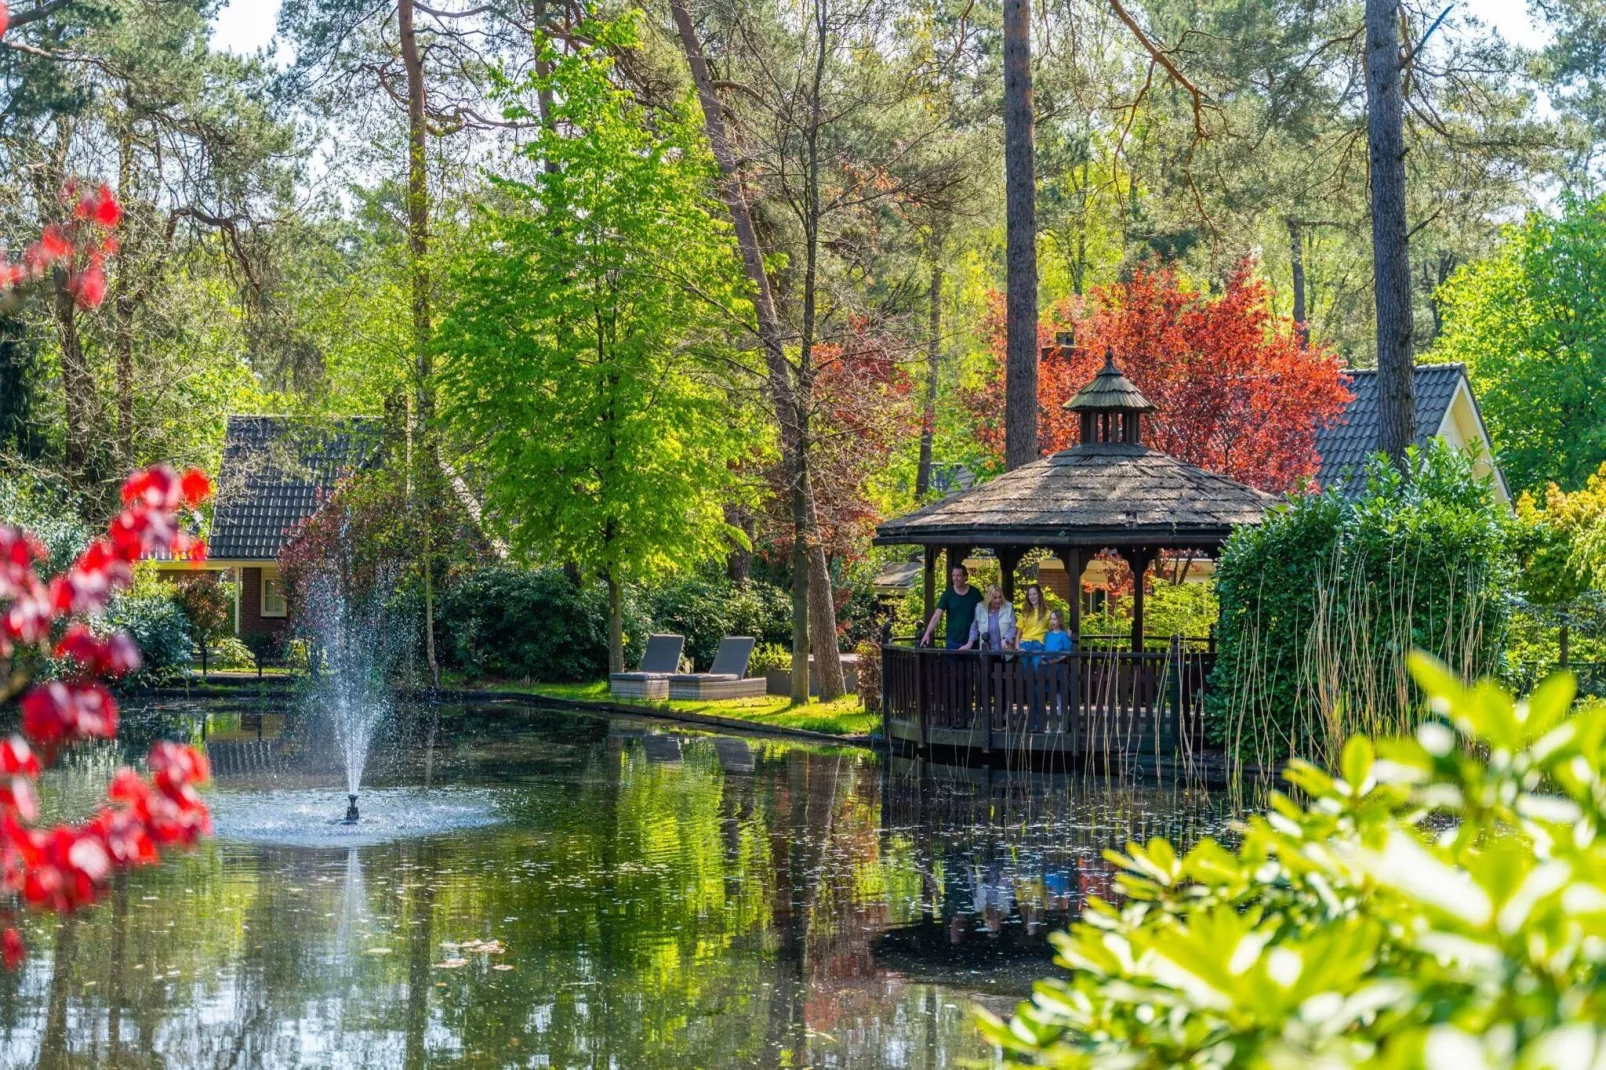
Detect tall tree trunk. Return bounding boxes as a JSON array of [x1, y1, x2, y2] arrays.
[[53, 274, 92, 476], [1287, 217, 1309, 349], [1003, 0, 1039, 470], [800, 0, 845, 701], [915, 262, 941, 500], [1365, 0, 1414, 467], [669, 0, 838, 703], [724, 503, 753, 582], [114, 128, 136, 466], [606, 572, 624, 675], [399, 0, 440, 687]]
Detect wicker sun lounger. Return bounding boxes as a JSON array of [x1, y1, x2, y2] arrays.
[[667, 636, 765, 701], [608, 633, 685, 700]]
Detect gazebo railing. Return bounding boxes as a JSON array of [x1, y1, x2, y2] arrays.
[[881, 644, 1213, 759]]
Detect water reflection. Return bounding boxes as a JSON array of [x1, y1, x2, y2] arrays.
[[0, 700, 1231, 1068]]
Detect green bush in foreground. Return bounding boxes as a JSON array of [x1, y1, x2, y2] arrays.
[[982, 654, 1606, 1068]]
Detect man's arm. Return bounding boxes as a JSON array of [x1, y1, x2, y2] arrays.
[[919, 608, 942, 646]]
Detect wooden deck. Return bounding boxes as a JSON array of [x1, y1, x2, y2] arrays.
[[880, 644, 1212, 764]]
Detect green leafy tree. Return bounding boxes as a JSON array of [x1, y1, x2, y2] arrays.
[[1434, 195, 1606, 493], [436, 20, 755, 673]]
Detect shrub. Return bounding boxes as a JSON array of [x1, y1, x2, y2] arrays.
[[173, 575, 232, 676], [208, 635, 256, 671], [748, 642, 791, 677], [983, 654, 1606, 1068], [438, 566, 649, 682], [1210, 444, 1513, 767], [102, 592, 192, 688], [854, 640, 882, 712], [646, 572, 790, 668]]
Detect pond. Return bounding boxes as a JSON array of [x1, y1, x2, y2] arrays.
[[2, 697, 1232, 1068]]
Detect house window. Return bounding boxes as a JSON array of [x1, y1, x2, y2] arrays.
[[261, 575, 288, 618]]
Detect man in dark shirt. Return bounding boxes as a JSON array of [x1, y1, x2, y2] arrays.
[[920, 564, 984, 649]]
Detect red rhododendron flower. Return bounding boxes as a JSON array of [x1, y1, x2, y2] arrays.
[[0, 739, 39, 778], [1, 929, 23, 971], [23, 225, 70, 275], [54, 624, 141, 678], [68, 255, 106, 309], [147, 741, 211, 791], [0, 3, 11, 43], [0, 463, 212, 964], [83, 802, 157, 868], [76, 186, 121, 230], [2, 587, 51, 646], [0, 780, 38, 824], [180, 468, 213, 508], [20, 682, 119, 747]]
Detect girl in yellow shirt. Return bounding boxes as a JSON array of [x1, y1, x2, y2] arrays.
[[1017, 583, 1051, 650]]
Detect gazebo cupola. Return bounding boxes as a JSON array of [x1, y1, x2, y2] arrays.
[[1066, 351, 1156, 447]]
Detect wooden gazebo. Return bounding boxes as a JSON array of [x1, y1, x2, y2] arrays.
[[874, 356, 1276, 764]]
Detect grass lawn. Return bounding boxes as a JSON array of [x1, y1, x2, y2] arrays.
[[455, 677, 876, 738]]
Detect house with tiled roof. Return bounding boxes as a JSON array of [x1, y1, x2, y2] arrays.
[[156, 415, 382, 639], [1315, 363, 1509, 503]]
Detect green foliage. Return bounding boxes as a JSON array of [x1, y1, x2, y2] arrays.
[[0, 467, 89, 577], [437, 567, 651, 684], [645, 573, 792, 670], [1435, 194, 1606, 493], [748, 643, 793, 678], [854, 640, 882, 714], [982, 654, 1606, 1068], [435, 20, 755, 609], [102, 591, 193, 689], [207, 635, 256, 672], [1211, 444, 1513, 765]]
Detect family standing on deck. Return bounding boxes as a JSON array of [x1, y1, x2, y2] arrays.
[[917, 564, 1076, 653]]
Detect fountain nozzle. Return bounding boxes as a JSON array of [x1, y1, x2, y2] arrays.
[[343, 794, 359, 824]]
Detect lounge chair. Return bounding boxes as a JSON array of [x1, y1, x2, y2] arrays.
[[608, 634, 686, 700], [668, 636, 766, 701]]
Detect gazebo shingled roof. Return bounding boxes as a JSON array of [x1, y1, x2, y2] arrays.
[[1065, 352, 1158, 412], [872, 440, 1275, 549]]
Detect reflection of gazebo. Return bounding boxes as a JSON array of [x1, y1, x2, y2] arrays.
[[875, 355, 1275, 652], [873, 357, 1277, 764]]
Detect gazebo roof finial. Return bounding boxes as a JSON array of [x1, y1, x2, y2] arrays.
[[1064, 348, 1157, 413]]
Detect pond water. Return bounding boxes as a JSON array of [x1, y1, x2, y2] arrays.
[[0, 698, 1232, 1069]]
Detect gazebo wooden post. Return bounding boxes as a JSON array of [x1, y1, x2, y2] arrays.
[[997, 547, 1023, 603], [922, 545, 937, 621], [1126, 546, 1157, 653], [1063, 547, 1084, 639]]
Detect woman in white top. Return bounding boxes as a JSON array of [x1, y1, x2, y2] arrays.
[[969, 584, 1017, 650]]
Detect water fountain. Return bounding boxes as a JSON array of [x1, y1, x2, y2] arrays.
[[296, 553, 398, 825], [204, 521, 499, 848]]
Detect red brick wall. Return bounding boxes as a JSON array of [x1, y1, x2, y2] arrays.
[[237, 567, 286, 640]]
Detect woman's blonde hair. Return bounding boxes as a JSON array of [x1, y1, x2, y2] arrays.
[[984, 583, 1006, 609]]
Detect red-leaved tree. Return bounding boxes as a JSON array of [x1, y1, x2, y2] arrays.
[[962, 261, 1352, 493], [763, 325, 919, 562]]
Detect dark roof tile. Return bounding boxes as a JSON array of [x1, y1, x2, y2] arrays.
[[208, 415, 382, 560], [1314, 363, 1466, 496]]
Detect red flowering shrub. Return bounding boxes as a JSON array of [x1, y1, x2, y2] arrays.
[[0, 11, 209, 968], [0, 465, 215, 965]]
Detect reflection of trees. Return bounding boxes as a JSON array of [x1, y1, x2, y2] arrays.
[[0, 726, 1080, 1066]]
